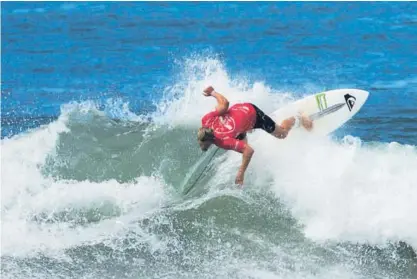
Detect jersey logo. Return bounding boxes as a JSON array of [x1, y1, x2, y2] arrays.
[[214, 115, 236, 134]]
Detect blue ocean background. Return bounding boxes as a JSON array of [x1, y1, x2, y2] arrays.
[[1, 2, 417, 279]]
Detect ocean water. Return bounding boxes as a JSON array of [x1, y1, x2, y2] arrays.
[[1, 2, 417, 279]]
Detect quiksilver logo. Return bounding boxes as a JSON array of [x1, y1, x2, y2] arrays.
[[344, 94, 356, 111]]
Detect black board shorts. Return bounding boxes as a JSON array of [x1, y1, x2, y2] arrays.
[[251, 104, 276, 133], [236, 104, 276, 140]]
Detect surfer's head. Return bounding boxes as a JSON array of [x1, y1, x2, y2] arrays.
[[197, 127, 215, 151]]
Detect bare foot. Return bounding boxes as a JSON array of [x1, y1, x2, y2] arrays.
[[300, 114, 313, 131]]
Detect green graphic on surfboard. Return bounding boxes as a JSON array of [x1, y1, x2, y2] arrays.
[[315, 93, 328, 111]]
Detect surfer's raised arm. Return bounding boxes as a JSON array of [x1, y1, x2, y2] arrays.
[[203, 86, 229, 115]]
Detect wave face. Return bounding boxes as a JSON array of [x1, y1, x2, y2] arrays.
[[2, 56, 417, 279]]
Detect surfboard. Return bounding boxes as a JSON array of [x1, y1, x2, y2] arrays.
[[181, 146, 221, 195], [270, 89, 369, 136]]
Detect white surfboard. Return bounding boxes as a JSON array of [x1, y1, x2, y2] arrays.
[[270, 89, 369, 136]]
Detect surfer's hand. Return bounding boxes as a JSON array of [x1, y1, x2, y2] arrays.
[[235, 171, 244, 187], [203, 86, 214, 96]]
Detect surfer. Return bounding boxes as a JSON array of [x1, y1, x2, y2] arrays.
[[197, 86, 313, 186]]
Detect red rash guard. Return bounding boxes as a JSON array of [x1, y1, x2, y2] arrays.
[[201, 103, 256, 153]]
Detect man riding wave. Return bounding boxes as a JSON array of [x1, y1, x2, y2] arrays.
[[197, 86, 313, 186]]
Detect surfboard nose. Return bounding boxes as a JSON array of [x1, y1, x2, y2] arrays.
[[343, 89, 369, 101]]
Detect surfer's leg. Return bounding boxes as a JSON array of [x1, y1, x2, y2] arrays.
[[278, 114, 313, 134], [252, 104, 291, 139], [274, 117, 295, 139], [251, 103, 312, 139], [301, 114, 313, 130]]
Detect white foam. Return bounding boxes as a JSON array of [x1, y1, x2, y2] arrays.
[[152, 56, 294, 127], [1, 110, 167, 258], [250, 133, 417, 248], [1, 177, 167, 258], [240, 265, 360, 279], [1, 113, 70, 209], [59, 98, 147, 122]]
